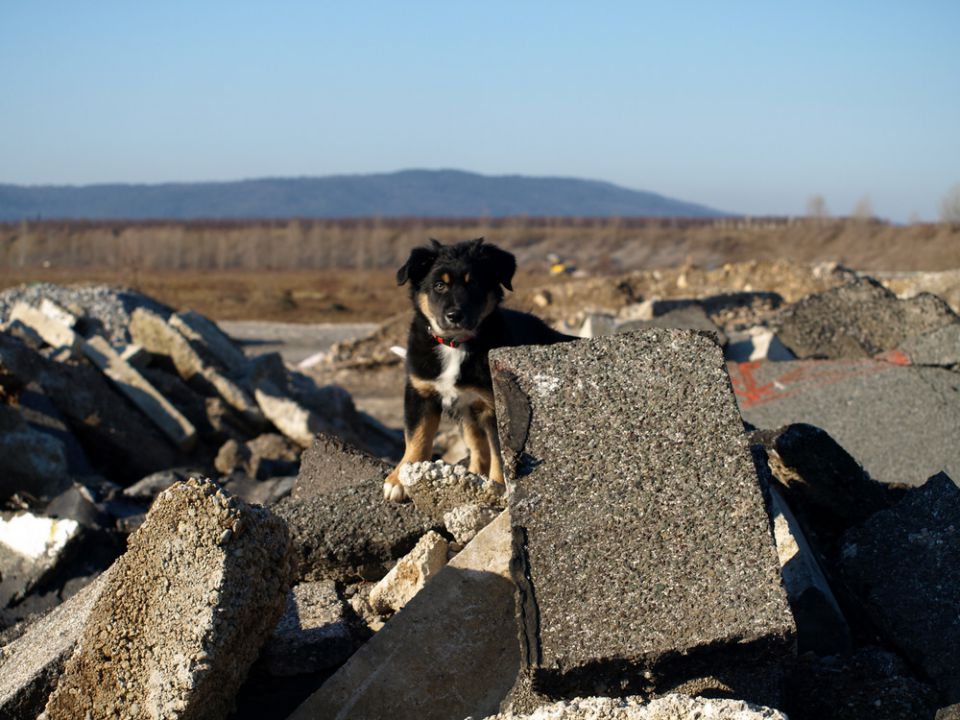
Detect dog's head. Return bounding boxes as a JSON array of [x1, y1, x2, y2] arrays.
[[397, 238, 516, 340]]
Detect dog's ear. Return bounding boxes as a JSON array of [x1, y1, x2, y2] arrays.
[[476, 242, 516, 291], [397, 242, 441, 287]]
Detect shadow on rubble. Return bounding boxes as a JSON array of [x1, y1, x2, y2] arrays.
[[529, 634, 789, 710]]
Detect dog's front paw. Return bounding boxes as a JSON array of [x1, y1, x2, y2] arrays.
[[383, 471, 408, 503]]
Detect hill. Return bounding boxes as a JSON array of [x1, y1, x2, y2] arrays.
[[0, 169, 730, 220]]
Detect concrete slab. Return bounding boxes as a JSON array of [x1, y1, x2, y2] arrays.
[[731, 359, 960, 486], [839, 472, 960, 703], [490, 330, 794, 703], [170, 310, 250, 375], [82, 335, 197, 450], [287, 511, 519, 720]]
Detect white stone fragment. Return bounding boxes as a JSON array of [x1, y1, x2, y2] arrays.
[[477, 693, 788, 719], [368, 531, 448, 614], [0, 514, 80, 561], [9, 303, 81, 355], [443, 504, 502, 545]]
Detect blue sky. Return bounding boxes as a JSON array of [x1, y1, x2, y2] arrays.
[[2, 1, 958, 221]]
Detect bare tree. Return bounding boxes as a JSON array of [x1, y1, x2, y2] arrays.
[[806, 194, 829, 220], [940, 184, 960, 222], [853, 195, 874, 221]]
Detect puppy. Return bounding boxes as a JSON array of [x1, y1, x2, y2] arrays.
[[384, 238, 572, 502]]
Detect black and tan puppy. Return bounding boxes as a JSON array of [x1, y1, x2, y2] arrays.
[[384, 238, 572, 502]]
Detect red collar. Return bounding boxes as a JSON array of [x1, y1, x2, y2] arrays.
[[433, 334, 464, 349]]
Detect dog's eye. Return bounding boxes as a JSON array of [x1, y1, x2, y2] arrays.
[[433, 281, 448, 293]]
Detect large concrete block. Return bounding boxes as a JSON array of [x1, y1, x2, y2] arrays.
[[41, 478, 294, 720], [490, 330, 794, 701], [288, 511, 520, 720], [731, 359, 960, 486], [0, 569, 112, 720], [775, 277, 958, 359], [839, 472, 960, 704]]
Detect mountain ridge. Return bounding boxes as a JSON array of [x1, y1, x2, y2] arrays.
[[0, 169, 733, 220]]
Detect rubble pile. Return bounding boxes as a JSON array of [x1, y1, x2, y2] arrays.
[[0, 283, 399, 629], [1, 270, 959, 719]]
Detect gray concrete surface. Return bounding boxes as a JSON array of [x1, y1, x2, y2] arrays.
[[731, 359, 960, 487], [491, 329, 794, 703]]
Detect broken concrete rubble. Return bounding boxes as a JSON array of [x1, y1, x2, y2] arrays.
[[0, 332, 183, 482], [0, 569, 112, 720], [129, 306, 265, 425], [274, 479, 437, 582], [368, 530, 448, 614], [490, 330, 794, 706], [732, 359, 960, 486], [895, 322, 960, 367], [292, 433, 391, 500], [766, 483, 850, 656], [775, 277, 959, 359], [476, 694, 788, 720], [82, 334, 198, 450], [259, 581, 362, 677], [215, 433, 300, 480], [0, 422, 71, 503], [41, 477, 294, 720], [9, 303, 81, 356], [839, 472, 960, 704], [170, 310, 250, 375], [749, 423, 903, 547], [782, 646, 939, 720], [398, 460, 506, 524], [289, 511, 519, 720]]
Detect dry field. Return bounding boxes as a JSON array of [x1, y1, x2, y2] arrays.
[[2, 217, 958, 322]]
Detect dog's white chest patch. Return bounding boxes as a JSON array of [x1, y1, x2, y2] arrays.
[[435, 343, 466, 409]]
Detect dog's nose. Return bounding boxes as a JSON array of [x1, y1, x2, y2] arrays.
[[445, 308, 464, 325]]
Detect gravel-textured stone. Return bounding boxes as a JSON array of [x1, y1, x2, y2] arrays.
[[839, 472, 960, 703], [444, 504, 503, 545], [368, 530, 448, 614], [41, 478, 294, 720], [618, 304, 728, 346], [274, 480, 437, 582], [259, 581, 361, 677], [775, 277, 958, 359], [732, 359, 960, 487], [0, 283, 171, 347], [491, 330, 794, 703], [0, 568, 112, 720], [398, 460, 507, 524], [292, 433, 391, 500], [477, 694, 788, 720]]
